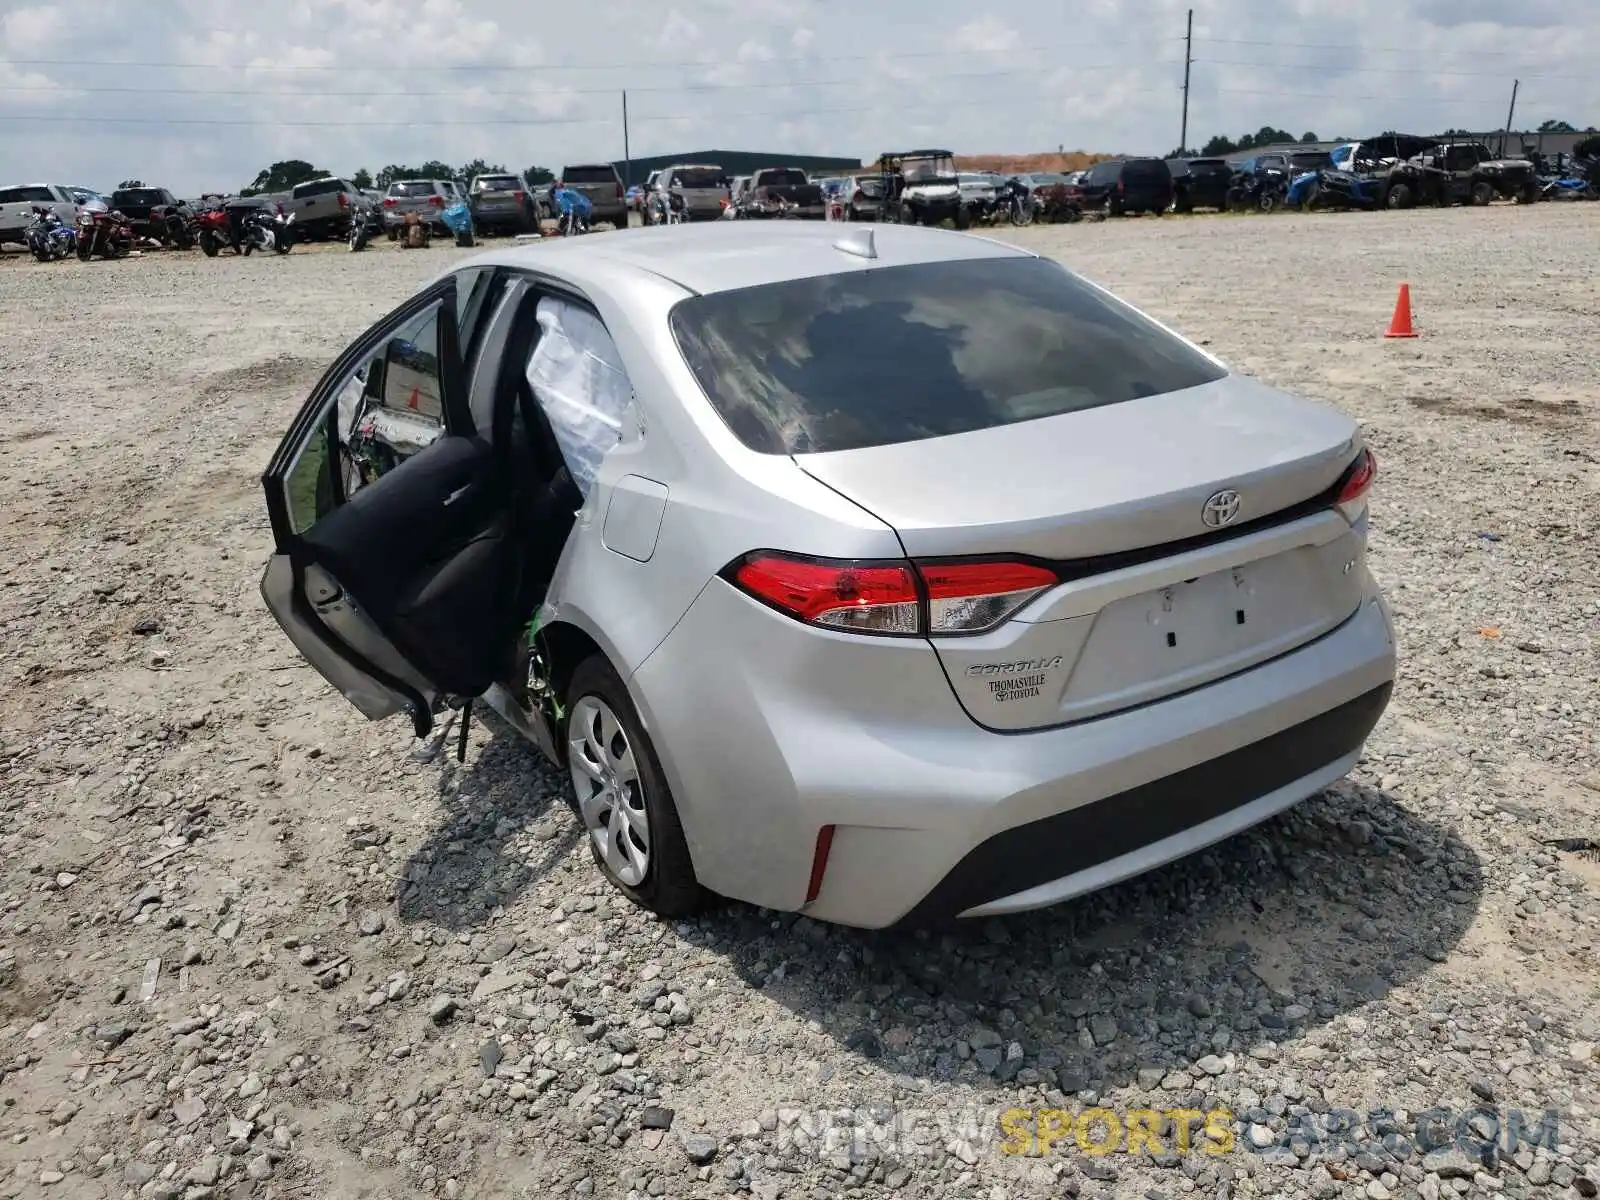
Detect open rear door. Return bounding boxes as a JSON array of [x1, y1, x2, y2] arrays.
[[258, 273, 531, 738]]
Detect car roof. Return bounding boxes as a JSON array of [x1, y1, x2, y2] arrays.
[[459, 221, 1034, 297]]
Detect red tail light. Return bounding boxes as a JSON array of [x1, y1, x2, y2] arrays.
[[615, 183, 624, 198], [853, 188, 863, 200], [338, 192, 349, 208], [428, 195, 444, 207], [1335, 447, 1377, 513], [726, 552, 1057, 637], [383, 197, 396, 207]]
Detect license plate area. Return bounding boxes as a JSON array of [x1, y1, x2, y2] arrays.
[[1054, 547, 1360, 722]]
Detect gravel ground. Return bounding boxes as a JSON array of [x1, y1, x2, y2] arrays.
[[0, 206, 1597, 1200]]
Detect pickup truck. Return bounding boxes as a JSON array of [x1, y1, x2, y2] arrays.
[[655, 164, 729, 221], [286, 177, 362, 239], [556, 163, 628, 229], [745, 167, 826, 219], [0, 183, 80, 248], [109, 185, 192, 244]]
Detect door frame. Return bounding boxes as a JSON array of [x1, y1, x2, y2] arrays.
[[259, 276, 471, 736]]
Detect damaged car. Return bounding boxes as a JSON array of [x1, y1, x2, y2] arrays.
[[258, 222, 1396, 930]]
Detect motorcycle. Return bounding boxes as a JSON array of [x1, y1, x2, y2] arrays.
[[555, 192, 592, 236], [75, 202, 134, 260], [240, 204, 295, 255], [651, 189, 686, 226], [347, 196, 383, 251], [192, 203, 237, 256], [1225, 168, 1288, 213], [25, 206, 76, 262]]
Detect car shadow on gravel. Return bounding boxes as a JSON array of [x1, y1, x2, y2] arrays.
[[695, 781, 1484, 1095], [393, 711, 579, 931]]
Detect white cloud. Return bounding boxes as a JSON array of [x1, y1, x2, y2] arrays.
[[0, 0, 1596, 193]]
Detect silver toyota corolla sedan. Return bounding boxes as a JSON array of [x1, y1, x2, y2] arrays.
[[259, 220, 1395, 929]]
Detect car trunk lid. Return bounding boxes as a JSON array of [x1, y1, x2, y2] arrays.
[[796, 375, 1368, 729]]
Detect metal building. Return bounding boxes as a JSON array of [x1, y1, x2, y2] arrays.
[[610, 150, 863, 188]]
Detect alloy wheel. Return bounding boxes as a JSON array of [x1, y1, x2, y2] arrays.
[[568, 695, 651, 887]]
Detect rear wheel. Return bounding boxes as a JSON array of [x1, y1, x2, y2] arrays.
[[1515, 180, 1539, 205], [565, 655, 706, 918], [76, 235, 91, 262], [199, 230, 219, 257], [954, 203, 971, 230], [1384, 182, 1414, 210], [1470, 180, 1494, 206]]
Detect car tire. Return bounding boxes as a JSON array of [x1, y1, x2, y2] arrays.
[[564, 655, 707, 918], [1470, 181, 1494, 206], [1385, 182, 1414, 210]]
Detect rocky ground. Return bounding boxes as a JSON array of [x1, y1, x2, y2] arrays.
[[0, 205, 1597, 1200]]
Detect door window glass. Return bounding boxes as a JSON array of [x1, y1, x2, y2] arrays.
[[281, 301, 448, 534]]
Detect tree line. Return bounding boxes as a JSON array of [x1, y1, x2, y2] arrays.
[[1171, 118, 1596, 159], [241, 159, 558, 196]]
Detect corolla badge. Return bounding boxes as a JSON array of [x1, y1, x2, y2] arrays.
[[1201, 489, 1242, 527]]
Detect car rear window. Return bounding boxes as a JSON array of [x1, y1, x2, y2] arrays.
[[669, 256, 1226, 456], [759, 169, 808, 187], [0, 186, 57, 203], [112, 189, 166, 207], [1188, 159, 1231, 174], [292, 178, 347, 198], [672, 168, 724, 189], [561, 165, 617, 184], [1121, 159, 1172, 183], [388, 181, 441, 197], [472, 176, 522, 192]]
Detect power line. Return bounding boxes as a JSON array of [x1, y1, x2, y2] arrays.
[[0, 37, 1179, 74], [1197, 56, 1591, 81], [0, 93, 1189, 128], [1193, 35, 1570, 57], [0, 60, 1180, 101]]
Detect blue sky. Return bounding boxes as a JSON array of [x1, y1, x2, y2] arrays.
[[1, 0, 1594, 194]]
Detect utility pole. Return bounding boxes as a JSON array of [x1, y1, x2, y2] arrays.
[[1180, 9, 1194, 155], [622, 91, 632, 188], [1501, 79, 1518, 157]]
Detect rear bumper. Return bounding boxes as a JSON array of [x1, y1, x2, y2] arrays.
[[631, 576, 1396, 929]]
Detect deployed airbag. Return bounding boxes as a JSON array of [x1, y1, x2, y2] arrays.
[[525, 297, 631, 497]]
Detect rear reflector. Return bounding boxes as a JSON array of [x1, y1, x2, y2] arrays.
[[805, 825, 836, 903], [1335, 447, 1377, 511], [726, 552, 1057, 637], [920, 560, 1059, 634]]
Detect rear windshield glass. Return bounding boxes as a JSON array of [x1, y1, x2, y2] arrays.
[[0, 186, 57, 203], [854, 177, 884, 195], [292, 178, 346, 197], [561, 165, 617, 184], [1188, 159, 1231, 173], [669, 256, 1226, 456], [388, 181, 442, 197], [112, 189, 166, 206], [758, 169, 808, 187], [1290, 153, 1332, 170], [672, 168, 724, 189], [1121, 159, 1171, 182], [472, 176, 522, 192]]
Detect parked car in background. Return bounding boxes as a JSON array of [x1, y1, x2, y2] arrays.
[[746, 167, 827, 219], [655, 164, 729, 222], [0, 183, 80, 248], [1167, 158, 1233, 213], [957, 172, 999, 215], [382, 179, 456, 238], [257, 222, 1394, 930], [1078, 158, 1174, 215], [110, 184, 193, 246], [286, 176, 362, 239], [844, 173, 887, 221], [556, 163, 628, 229], [468, 173, 539, 235]]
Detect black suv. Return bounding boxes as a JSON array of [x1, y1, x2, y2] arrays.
[[1166, 158, 1232, 212], [1079, 158, 1173, 216]]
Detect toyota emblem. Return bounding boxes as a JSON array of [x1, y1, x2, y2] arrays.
[[1201, 489, 1242, 527]]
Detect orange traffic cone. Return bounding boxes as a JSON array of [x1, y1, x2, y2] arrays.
[[407, 386, 421, 410], [1384, 284, 1418, 338]]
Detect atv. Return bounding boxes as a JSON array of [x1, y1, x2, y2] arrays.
[[879, 150, 970, 229]]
